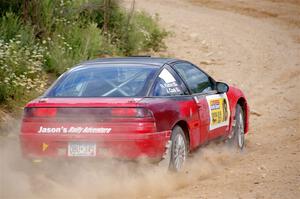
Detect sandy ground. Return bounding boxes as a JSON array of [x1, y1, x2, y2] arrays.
[[1, 0, 300, 198], [130, 0, 300, 198]]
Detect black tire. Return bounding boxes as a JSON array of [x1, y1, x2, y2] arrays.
[[169, 126, 188, 172], [228, 104, 245, 150]]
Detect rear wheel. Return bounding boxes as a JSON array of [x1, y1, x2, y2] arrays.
[[169, 126, 188, 171], [228, 104, 245, 150]]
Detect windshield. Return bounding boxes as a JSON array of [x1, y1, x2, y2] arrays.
[[46, 65, 158, 97]]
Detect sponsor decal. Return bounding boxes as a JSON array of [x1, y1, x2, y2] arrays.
[[164, 82, 178, 87], [37, 126, 112, 134], [206, 93, 230, 130], [158, 69, 183, 94], [159, 69, 176, 83], [166, 86, 182, 94]]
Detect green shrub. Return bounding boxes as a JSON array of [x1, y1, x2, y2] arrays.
[[0, 0, 23, 16], [112, 11, 169, 55], [133, 12, 168, 52], [0, 12, 35, 45], [0, 38, 47, 105], [81, 2, 168, 55], [44, 22, 116, 75], [0, 0, 168, 109]]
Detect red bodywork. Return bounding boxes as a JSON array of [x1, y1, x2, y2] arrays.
[[20, 85, 249, 160]]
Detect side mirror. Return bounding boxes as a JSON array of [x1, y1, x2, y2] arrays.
[[216, 82, 229, 93]]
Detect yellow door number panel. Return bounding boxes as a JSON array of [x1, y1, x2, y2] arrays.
[[206, 93, 230, 130]]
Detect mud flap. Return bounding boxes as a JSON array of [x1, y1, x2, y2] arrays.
[[158, 140, 172, 169]]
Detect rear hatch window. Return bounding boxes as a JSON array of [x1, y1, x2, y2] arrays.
[[46, 64, 158, 97]]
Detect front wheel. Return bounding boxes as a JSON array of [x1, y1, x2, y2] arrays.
[[169, 126, 188, 171], [228, 104, 245, 150]]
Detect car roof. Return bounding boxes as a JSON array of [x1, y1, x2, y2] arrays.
[[77, 57, 180, 68]]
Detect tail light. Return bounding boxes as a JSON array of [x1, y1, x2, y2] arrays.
[[24, 107, 57, 117], [111, 108, 153, 118], [22, 107, 156, 134], [23, 107, 153, 118]]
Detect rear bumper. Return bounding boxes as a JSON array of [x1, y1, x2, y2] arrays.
[[20, 131, 171, 160]]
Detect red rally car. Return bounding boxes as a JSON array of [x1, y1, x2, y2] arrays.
[[20, 57, 249, 171]]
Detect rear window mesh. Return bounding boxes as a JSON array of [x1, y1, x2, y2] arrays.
[[47, 66, 157, 97]]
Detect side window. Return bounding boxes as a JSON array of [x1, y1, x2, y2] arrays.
[[153, 68, 184, 96], [173, 63, 213, 94]]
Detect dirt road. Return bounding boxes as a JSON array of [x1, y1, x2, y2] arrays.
[[130, 0, 300, 198], [1, 0, 300, 198]]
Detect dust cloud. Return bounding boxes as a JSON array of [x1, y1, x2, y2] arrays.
[[0, 119, 239, 199]]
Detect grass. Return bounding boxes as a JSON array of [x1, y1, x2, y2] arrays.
[[0, 0, 168, 110]]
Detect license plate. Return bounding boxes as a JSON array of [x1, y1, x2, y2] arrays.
[[68, 142, 96, 157]]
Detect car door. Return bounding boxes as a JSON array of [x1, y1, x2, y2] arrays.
[[171, 62, 230, 141], [149, 66, 203, 149]]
